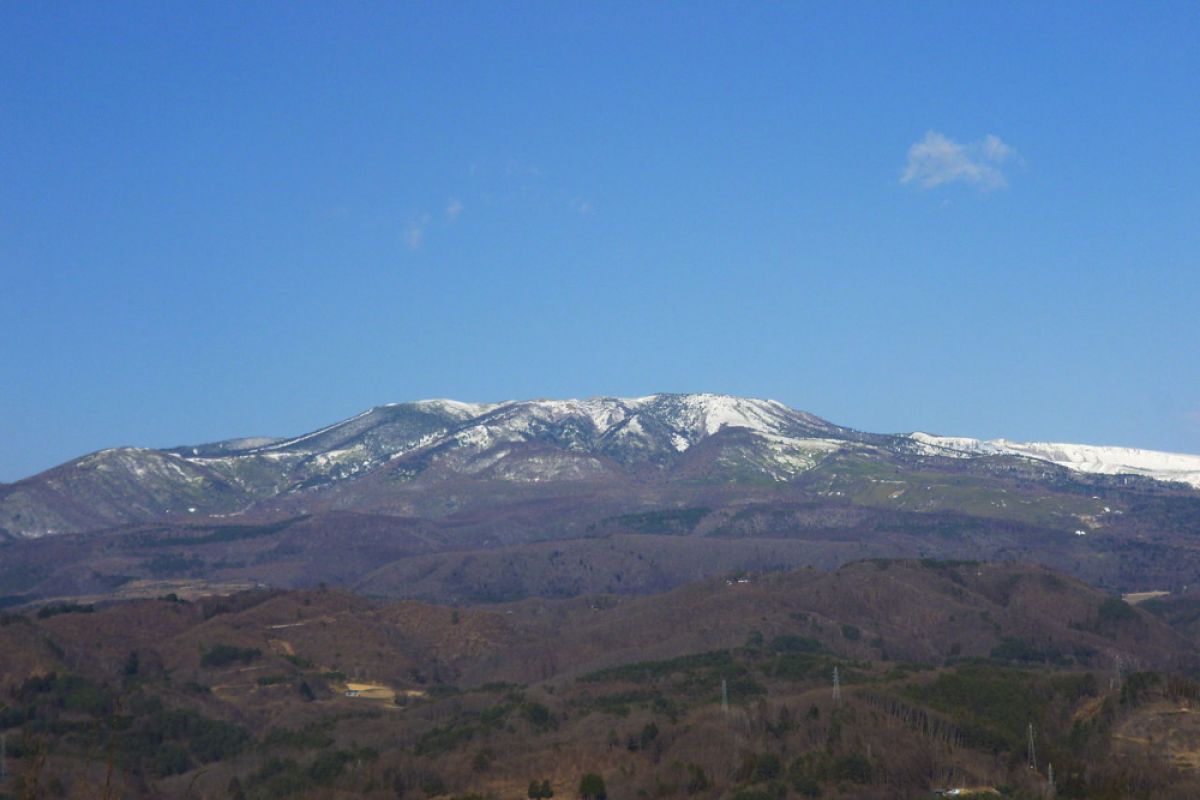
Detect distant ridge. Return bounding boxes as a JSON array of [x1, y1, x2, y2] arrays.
[[910, 432, 1200, 489]]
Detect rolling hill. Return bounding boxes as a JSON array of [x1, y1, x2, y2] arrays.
[[3, 560, 1200, 799]]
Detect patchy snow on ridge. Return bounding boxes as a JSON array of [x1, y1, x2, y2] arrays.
[[524, 398, 635, 432], [251, 408, 377, 453], [911, 432, 1200, 489], [908, 433, 1004, 459], [418, 395, 809, 449], [752, 432, 843, 477], [411, 399, 502, 419], [679, 394, 789, 436], [341, 395, 836, 470]]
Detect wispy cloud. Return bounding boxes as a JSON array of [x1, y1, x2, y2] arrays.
[[403, 213, 431, 250], [901, 131, 1020, 190], [446, 197, 464, 221], [505, 158, 544, 178]]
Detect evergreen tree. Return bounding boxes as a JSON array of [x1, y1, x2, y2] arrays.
[[528, 779, 555, 799], [579, 773, 606, 800]]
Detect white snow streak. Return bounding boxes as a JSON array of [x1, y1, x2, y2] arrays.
[[911, 432, 1200, 489]]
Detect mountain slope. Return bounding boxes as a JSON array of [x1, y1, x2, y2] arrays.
[[0, 448, 255, 537], [2, 393, 1197, 541]]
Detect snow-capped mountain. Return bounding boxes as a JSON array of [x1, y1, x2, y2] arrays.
[[2, 393, 1197, 539], [177, 393, 850, 483], [909, 432, 1200, 489], [0, 395, 855, 538]]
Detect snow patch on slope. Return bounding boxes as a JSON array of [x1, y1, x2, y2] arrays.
[[910, 432, 1200, 489], [753, 433, 843, 479], [252, 408, 377, 453], [674, 394, 795, 437], [411, 399, 502, 420]]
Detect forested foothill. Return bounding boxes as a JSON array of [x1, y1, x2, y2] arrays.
[[4, 560, 1200, 798]]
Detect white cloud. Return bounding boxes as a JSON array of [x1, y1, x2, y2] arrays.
[[901, 131, 1019, 190], [404, 213, 431, 250], [446, 198, 463, 221], [981, 134, 1014, 162]]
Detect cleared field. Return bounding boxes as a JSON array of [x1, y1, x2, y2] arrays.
[[1113, 701, 1200, 771], [343, 681, 396, 702], [1124, 590, 1171, 605]]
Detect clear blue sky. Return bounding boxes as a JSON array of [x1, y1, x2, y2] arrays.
[[2, 2, 1198, 481]]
